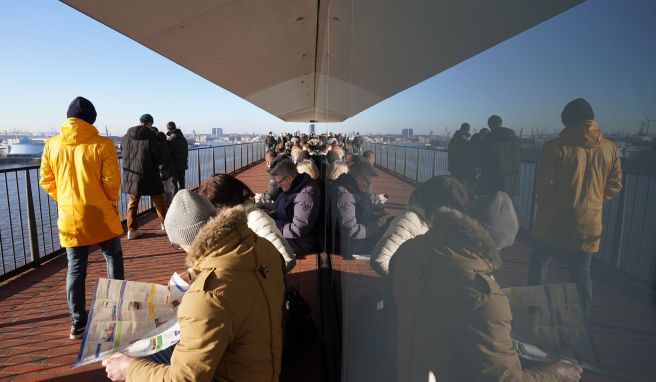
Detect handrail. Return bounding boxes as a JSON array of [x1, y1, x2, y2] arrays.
[[0, 141, 265, 281], [364, 142, 656, 290]]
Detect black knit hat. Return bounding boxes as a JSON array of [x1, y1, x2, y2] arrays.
[[561, 98, 594, 126], [66, 97, 97, 124]]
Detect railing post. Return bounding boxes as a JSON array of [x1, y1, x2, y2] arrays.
[[528, 163, 539, 231], [403, 147, 408, 178], [432, 149, 436, 177], [609, 176, 628, 270], [394, 147, 397, 173], [211, 147, 216, 176], [224, 147, 227, 173], [233, 145, 237, 172], [416, 148, 420, 182], [24, 170, 40, 263], [196, 149, 201, 187]]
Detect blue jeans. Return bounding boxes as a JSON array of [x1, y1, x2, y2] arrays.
[[527, 242, 594, 317], [66, 236, 124, 329]]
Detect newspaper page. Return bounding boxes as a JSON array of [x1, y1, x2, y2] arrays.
[[74, 273, 190, 367], [503, 283, 601, 372]]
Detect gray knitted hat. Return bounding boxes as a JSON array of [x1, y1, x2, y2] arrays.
[[468, 191, 518, 248], [164, 190, 216, 247]]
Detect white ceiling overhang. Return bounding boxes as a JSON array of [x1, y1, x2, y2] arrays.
[[60, 0, 583, 122]]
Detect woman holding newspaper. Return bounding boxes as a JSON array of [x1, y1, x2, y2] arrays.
[[103, 189, 285, 382]]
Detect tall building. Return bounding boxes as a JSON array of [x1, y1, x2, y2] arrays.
[[309, 123, 315, 135], [402, 128, 414, 137], [212, 127, 223, 137]]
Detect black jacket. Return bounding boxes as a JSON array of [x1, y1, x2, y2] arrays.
[[166, 128, 189, 174], [478, 126, 521, 196], [121, 125, 164, 196]]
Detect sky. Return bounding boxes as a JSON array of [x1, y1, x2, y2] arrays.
[[0, 0, 655, 136]]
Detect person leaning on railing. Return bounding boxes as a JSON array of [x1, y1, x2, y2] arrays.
[[39, 96, 125, 340]]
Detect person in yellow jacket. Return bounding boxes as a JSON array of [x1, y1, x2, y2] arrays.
[[39, 97, 124, 340], [103, 190, 284, 382], [529, 98, 622, 316]]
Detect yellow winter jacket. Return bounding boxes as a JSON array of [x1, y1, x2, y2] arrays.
[[127, 206, 285, 382], [39, 118, 123, 247], [531, 120, 622, 253]]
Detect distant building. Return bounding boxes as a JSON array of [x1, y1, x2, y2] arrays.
[[212, 127, 223, 137], [309, 123, 315, 135], [402, 128, 414, 137]]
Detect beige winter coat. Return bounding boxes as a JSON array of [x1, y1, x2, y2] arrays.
[[127, 206, 285, 382], [390, 207, 560, 382], [531, 120, 622, 253]]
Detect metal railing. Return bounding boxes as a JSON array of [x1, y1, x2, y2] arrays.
[[364, 142, 656, 288], [0, 142, 265, 280]]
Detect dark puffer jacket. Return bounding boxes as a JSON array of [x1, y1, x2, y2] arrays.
[[478, 126, 521, 196], [273, 172, 320, 255], [120, 125, 164, 196], [330, 174, 381, 254], [166, 128, 189, 175]]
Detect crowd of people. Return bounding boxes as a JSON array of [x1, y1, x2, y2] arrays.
[[39, 96, 621, 381]]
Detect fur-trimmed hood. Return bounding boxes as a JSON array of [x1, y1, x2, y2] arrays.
[[187, 205, 257, 270], [428, 206, 502, 270]]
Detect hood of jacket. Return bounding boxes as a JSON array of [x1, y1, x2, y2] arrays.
[[59, 118, 100, 145], [559, 120, 602, 148], [167, 128, 184, 139], [127, 125, 156, 140], [428, 206, 501, 272], [287, 172, 312, 194], [333, 172, 365, 195], [187, 205, 259, 271]]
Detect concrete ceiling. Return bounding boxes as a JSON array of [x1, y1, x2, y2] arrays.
[[60, 0, 583, 122]]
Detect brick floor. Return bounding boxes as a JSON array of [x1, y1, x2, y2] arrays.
[[0, 161, 655, 381]]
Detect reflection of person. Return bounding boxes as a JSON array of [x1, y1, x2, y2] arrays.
[[389, 191, 583, 381], [478, 115, 521, 196], [330, 160, 387, 255], [40, 97, 124, 340], [529, 98, 622, 317], [103, 190, 285, 382], [370, 176, 469, 277]]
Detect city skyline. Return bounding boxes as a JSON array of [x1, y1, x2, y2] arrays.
[[1, 0, 655, 136]]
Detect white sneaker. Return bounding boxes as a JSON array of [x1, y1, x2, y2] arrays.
[[161, 224, 166, 232], [127, 230, 143, 240]]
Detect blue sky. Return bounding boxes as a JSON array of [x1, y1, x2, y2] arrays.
[[0, 0, 654, 136]]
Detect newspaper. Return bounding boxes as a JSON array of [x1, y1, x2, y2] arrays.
[[503, 283, 601, 372], [74, 273, 190, 367]]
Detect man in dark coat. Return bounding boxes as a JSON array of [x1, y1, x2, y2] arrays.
[[448, 123, 474, 187], [121, 114, 167, 239], [271, 159, 320, 256], [165, 121, 188, 194], [478, 115, 521, 196], [330, 160, 387, 256]]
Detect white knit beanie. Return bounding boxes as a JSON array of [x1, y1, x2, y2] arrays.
[[164, 190, 216, 246], [468, 191, 519, 248]]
